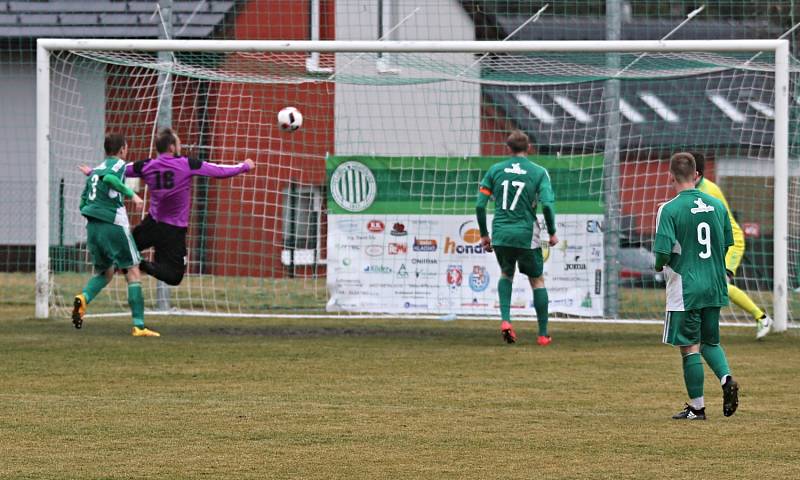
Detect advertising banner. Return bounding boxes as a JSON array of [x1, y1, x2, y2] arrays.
[[327, 156, 605, 317]]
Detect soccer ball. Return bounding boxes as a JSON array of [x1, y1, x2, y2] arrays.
[[277, 106, 303, 131]]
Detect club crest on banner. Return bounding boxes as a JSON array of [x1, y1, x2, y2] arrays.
[[330, 161, 377, 212], [469, 265, 490, 292], [446, 265, 463, 288]]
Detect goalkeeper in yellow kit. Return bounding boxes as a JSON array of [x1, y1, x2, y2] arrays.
[[694, 154, 773, 339]]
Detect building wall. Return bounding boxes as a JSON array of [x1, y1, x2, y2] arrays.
[[203, 0, 336, 277], [5, 57, 106, 252], [0, 60, 36, 246], [334, 0, 480, 157]]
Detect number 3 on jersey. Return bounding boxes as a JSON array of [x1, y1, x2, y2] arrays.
[[500, 180, 525, 211], [88, 174, 100, 201], [697, 221, 711, 259]]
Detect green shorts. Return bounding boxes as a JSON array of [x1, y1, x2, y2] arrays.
[[493, 246, 544, 278], [662, 307, 721, 346], [86, 219, 141, 271]]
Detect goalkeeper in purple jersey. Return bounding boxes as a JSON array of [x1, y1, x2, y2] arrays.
[[82, 128, 255, 285], [126, 128, 255, 285]]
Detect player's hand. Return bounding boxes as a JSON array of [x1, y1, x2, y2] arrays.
[[480, 235, 493, 253], [244, 158, 255, 171], [131, 194, 144, 208], [548, 234, 559, 247], [78, 164, 92, 176]]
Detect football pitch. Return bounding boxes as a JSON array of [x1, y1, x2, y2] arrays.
[[1, 308, 798, 479]]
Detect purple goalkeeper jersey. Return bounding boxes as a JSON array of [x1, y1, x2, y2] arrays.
[[126, 153, 251, 227]]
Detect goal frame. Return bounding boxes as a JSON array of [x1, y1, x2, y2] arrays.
[[35, 38, 790, 331]]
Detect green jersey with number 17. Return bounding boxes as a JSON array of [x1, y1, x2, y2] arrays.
[[80, 157, 130, 226], [479, 157, 555, 249], [654, 189, 733, 311]]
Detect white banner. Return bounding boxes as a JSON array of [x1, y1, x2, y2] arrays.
[[326, 214, 604, 317]]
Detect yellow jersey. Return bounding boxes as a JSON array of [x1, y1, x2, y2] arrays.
[[696, 177, 745, 273]]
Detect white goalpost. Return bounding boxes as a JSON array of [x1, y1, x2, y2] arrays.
[[35, 39, 791, 330]]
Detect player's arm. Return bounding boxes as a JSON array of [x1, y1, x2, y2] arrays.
[[721, 205, 734, 254], [653, 204, 675, 272], [101, 174, 144, 207], [188, 157, 255, 178], [538, 171, 558, 246], [476, 170, 493, 252], [125, 159, 149, 178]]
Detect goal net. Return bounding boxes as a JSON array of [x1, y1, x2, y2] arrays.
[[37, 40, 795, 327]]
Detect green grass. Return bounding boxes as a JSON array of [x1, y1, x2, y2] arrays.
[[7, 272, 798, 322], [1, 311, 798, 479]]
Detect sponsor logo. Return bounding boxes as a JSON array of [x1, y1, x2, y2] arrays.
[[591, 246, 602, 259], [550, 298, 576, 307], [444, 221, 486, 255], [411, 258, 437, 265], [330, 161, 377, 212], [444, 239, 488, 254], [595, 269, 602, 295], [346, 234, 377, 242], [462, 298, 489, 307], [586, 220, 603, 233], [468, 265, 490, 292], [367, 220, 385, 233], [413, 238, 437, 252], [545, 287, 571, 293], [504, 162, 528, 175], [565, 263, 587, 271], [403, 302, 428, 309], [557, 241, 584, 258], [415, 270, 438, 279], [551, 276, 584, 283], [691, 198, 715, 214], [397, 264, 409, 278], [391, 223, 408, 236], [335, 244, 361, 252], [365, 245, 383, 257], [363, 264, 392, 274], [388, 243, 408, 255], [341, 258, 351, 267], [446, 265, 463, 287], [334, 219, 361, 234]]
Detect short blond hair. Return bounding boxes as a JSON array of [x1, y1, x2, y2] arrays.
[[506, 130, 529, 154], [669, 152, 696, 183]]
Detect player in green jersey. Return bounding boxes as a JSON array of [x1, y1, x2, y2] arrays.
[[71, 133, 160, 337], [476, 130, 558, 345], [655, 152, 739, 420]]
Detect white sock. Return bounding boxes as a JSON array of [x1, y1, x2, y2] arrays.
[[689, 396, 705, 410], [720, 374, 731, 386]]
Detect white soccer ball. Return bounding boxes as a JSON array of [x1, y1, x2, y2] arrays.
[[277, 106, 303, 131]]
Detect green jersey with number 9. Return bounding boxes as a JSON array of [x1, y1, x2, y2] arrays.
[[479, 157, 555, 249], [80, 157, 129, 226], [654, 189, 733, 311]]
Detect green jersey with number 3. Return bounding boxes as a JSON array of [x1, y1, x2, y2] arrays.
[[80, 157, 129, 226], [654, 189, 733, 311], [479, 157, 555, 249]]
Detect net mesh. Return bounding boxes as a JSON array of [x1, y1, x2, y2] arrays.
[[43, 46, 800, 323], [1, 0, 799, 324]]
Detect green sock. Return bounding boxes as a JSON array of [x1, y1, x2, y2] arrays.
[[700, 344, 731, 381], [82, 274, 110, 304], [682, 352, 705, 400], [128, 282, 145, 328], [533, 288, 549, 336], [498, 277, 512, 321]]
